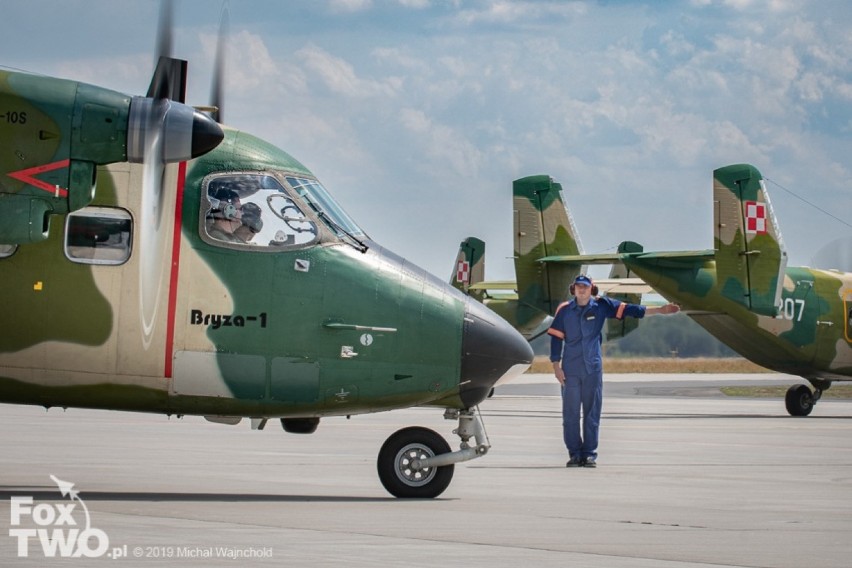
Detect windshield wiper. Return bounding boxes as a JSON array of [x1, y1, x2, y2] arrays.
[[318, 211, 369, 254]]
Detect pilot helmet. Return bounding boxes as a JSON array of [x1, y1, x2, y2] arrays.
[[209, 188, 241, 219], [240, 202, 263, 233]]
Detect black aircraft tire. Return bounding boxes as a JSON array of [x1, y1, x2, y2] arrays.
[[785, 384, 814, 417], [377, 426, 454, 499]]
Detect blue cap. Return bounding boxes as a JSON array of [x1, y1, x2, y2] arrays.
[[573, 275, 593, 287]]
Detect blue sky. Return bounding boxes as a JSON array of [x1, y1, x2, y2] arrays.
[[2, 0, 851, 280]]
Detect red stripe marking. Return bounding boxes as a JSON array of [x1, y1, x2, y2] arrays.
[[163, 161, 187, 378], [547, 328, 565, 339], [553, 301, 571, 317], [615, 303, 626, 319], [7, 159, 70, 197]]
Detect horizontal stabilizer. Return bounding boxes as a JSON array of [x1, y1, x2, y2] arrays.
[[595, 279, 654, 294], [634, 250, 715, 261], [468, 280, 516, 292], [538, 253, 622, 265], [540, 250, 715, 266], [468, 278, 652, 296]]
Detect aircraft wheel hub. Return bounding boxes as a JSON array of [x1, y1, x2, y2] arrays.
[[394, 443, 437, 487]]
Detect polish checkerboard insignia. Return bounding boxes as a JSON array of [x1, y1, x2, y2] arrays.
[[456, 260, 470, 284], [744, 201, 767, 235]]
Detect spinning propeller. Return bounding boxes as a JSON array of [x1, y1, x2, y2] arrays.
[[127, 0, 226, 347]]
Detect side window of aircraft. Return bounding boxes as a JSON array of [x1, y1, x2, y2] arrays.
[[64, 207, 133, 265], [201, 173, 319, 249], [0, 244, 17, 258]]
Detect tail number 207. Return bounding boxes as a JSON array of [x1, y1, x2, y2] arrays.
[[776, 298, 805, 322]]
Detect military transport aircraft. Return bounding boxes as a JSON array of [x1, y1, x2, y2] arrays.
[[451, 175, 647, 342], [0, 3, 533, 498], [539, 164, 852, 416]]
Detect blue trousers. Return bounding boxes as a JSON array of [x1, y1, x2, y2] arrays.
[[561, 369, 603, 459]]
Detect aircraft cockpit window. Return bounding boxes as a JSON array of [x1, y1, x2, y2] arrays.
[[284, 176, 364, 238], [0, 244, 17, 258], [64, 207, 133, 265], [202, 174, 319, 249]]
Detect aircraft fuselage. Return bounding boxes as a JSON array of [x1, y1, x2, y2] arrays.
[[626, 257, 852, 382], [0, 129, 531, 419]]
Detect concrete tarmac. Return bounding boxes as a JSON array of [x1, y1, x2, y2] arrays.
[[1, 373, 851, 567]]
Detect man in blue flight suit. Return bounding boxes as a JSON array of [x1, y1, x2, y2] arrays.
[[549, 274, 679, 468]]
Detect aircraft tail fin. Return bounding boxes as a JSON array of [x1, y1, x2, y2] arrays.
[[513, 175, 583, 316], [451, 237, 486, 299], [713, 164, 787, 316]]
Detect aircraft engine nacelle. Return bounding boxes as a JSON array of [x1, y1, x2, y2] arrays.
[[0, 71, 222, 244]]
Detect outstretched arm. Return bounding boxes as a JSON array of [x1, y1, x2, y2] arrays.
[[644, 303, 680, 316]]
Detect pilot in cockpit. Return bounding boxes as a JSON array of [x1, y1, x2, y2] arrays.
[[233, 202, 263, 244], [205, 188, 246, 243]]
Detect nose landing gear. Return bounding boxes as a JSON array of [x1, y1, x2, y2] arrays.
[[376, 408, 490, 498]]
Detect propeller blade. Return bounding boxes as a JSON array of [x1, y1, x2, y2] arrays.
[[138, 112, 167, 347], [210, 5, 229, 123], [147, 57, 187, 102], [156, 0, 174, 63]]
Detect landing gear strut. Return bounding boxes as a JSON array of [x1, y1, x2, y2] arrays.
[[785, 382, 827, 416], [376, 408, 490, 498]]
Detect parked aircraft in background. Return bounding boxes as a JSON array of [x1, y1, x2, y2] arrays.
[[542, 164, 852, 416], [451, 175, 648, 342]]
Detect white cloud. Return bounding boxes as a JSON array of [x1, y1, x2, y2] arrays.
[[200, 29, 288, 94], [328, 0, 373, 13], [54, 54, 151, 94], [796, 72, 825, 102], [372, 47, 430, 74], [399, 108, 484, 178], [454, 1, 586, 26], [709, 0, 796, 10], [660, 30, 696, 58], [297, 44, 400, 97], [396, 0, 431, 8]]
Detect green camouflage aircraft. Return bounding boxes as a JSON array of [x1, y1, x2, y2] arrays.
[[0, 5, 533, 498], [541, 164, 852, 416], [451, 175, 647, 341]]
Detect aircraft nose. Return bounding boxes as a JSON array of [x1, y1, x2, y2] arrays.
[[459, 298, 534, 407]]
